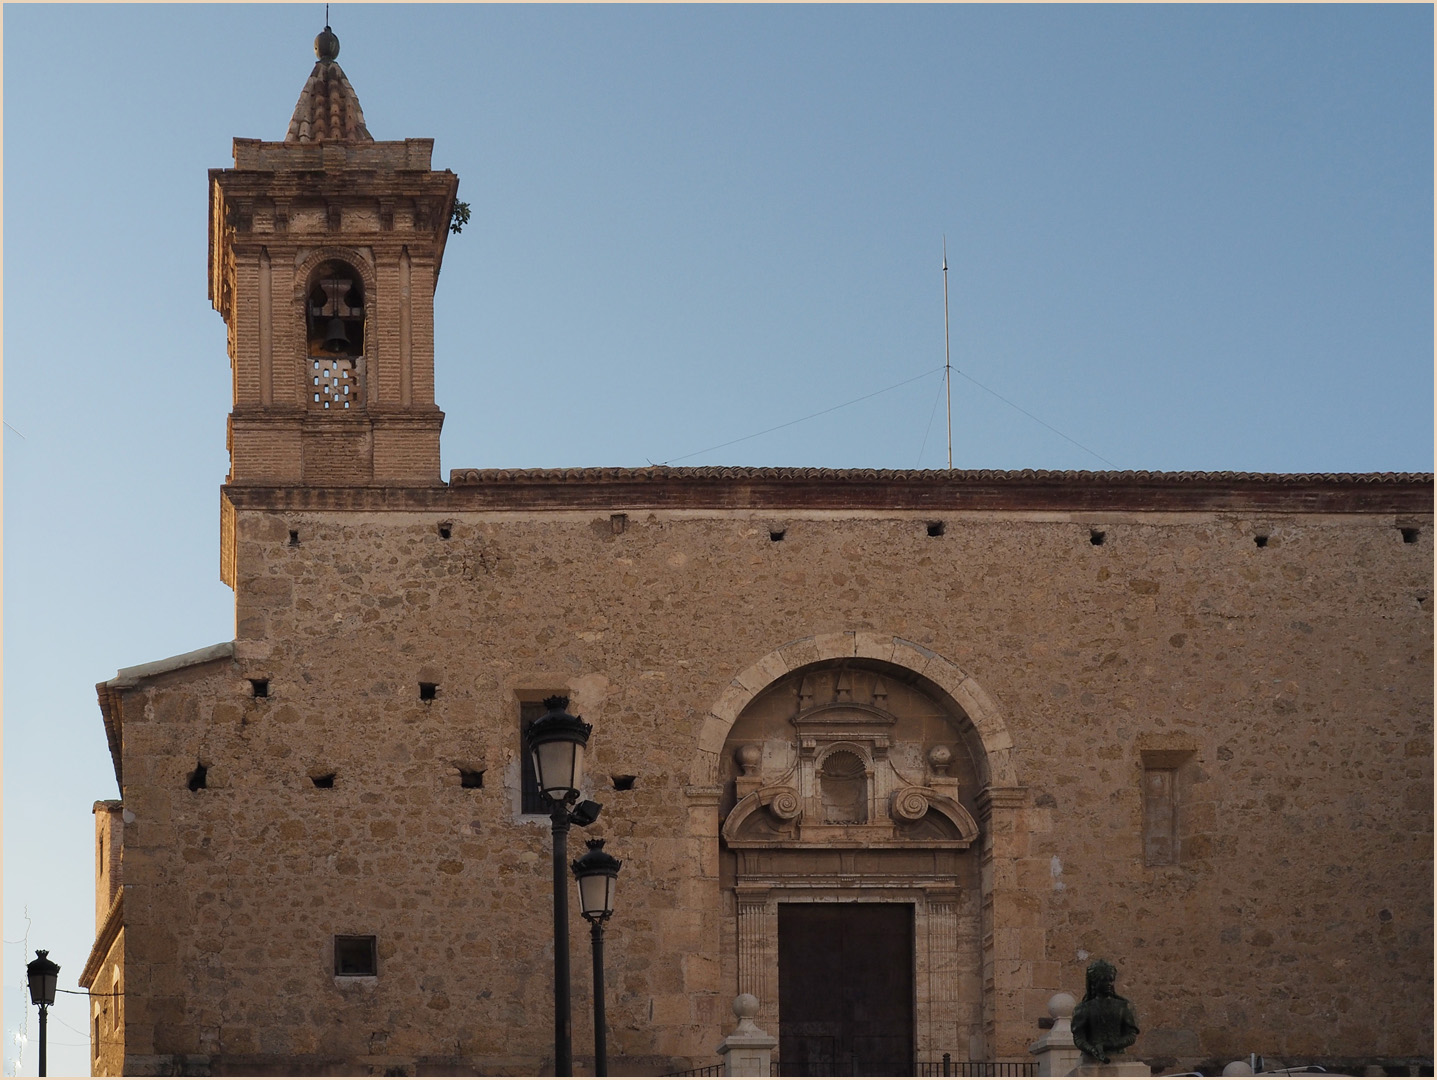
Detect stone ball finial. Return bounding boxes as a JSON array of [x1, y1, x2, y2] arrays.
[[736, 744, 762, 776], [1221, 1063, 1255, 1076], [733, 993, 760, 1020], [315, 26, 340, 61], [927, 744, 952, 774], [1048, 992, 1077, 1020]]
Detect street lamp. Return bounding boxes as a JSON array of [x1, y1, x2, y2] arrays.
[[26, 950, 59, 1077], [572, 839, 622, 1077], [526, 695, 593, 1077]]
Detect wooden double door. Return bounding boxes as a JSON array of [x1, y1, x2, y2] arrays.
[[777, 903, 915, 1076]]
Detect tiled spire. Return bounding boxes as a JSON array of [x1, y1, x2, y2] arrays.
[[285, 26, 373, 143]]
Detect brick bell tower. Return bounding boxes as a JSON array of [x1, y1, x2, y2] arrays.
[[209, 25, 458, 493]]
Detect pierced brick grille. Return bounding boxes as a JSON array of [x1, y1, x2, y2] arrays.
[[311, 356, 359, 410]]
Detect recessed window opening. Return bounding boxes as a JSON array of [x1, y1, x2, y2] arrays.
[[1089, 529, 1106, 546], [311, 772, 336, 789], [610, 513, 628, 535], [1142, 767, 1178, 865], [612, 775, 637, 791], [187, 762, 208, 791], [1400, 527, 1420, 544], [307, 260, 365, 359], [520, 699, 548, 814], [459, 768, 484, 789], [438, 521, 453, 540], [926, 521, 945, 537], [769, 529, 786, 542], [307, 260, 365, 411], [1254, 535, 1269, 548], [250, 678, 270, 698], [334, 935, 378, 977], [288, 529, 300, 546], [419, 682, 438, 702]]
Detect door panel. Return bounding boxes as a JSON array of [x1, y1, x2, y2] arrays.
[[778, 903, 915, 1076]]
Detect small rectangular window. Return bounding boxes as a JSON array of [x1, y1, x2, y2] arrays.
[[334, 935, 378, 976], [520, 699, 547, 814]]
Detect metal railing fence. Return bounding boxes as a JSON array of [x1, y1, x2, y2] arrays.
[[667, 1056, 1036, 1077]]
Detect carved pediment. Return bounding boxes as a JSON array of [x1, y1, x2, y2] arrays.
[[723, 786, 801, 843], [723, 665, 980, 853]]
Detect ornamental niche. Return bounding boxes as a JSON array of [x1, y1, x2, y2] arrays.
[[720, 665, 980, 856]]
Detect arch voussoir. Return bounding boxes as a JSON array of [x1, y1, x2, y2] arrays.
[[690, 631, 1019, 790]]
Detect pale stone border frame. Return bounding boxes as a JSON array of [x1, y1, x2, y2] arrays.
[[692, 631, 1035, 1062]]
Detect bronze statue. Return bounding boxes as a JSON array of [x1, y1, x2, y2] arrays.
[[1071, 959, 1140, 1064]]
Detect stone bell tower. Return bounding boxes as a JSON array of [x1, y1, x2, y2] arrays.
[[209, 25, 458, 490]]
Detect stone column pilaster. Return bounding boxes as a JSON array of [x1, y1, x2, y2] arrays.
[[978, 784, 1032, 1059], [924, 889, 961, 1057]]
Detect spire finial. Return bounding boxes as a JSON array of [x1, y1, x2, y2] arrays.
[[315, 19, 339, 62]]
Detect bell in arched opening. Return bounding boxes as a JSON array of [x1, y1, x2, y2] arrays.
[[305, 259, 364, 359]]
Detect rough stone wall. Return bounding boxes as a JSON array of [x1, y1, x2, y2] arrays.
[[90, 928, 126, 1079], [111, 505, 1432, 1074]]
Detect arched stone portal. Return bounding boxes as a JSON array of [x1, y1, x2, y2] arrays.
[[690, 632, 1033, 1066]]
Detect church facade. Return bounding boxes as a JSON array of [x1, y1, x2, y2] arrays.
[[81, 31, 1434, 1077]]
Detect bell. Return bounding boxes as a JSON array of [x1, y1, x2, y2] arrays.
[[322, 317, 350, 352]]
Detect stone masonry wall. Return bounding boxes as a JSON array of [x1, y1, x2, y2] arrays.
[[113, 505, 1433, 1074]]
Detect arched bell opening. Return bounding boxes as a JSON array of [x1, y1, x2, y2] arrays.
[[717, 658, 990, 1071], [305, 259, 365, 410]]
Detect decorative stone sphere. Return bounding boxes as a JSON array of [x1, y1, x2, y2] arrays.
[[1047, 991, 1077, 1020], [736, 743, 762, 774], [315, 27, 340, 61], [927, 744, 953, 772], [1221, 1063, 1255, 1076], [733, 993, 760, 1020]]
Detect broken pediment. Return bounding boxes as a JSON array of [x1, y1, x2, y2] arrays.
[[721, 668, 979, 851]]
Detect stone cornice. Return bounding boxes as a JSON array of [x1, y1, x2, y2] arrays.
[[219, 468, 1433, 514]]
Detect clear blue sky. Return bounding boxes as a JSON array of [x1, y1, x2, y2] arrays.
[[3, 5, 1431, 1075]]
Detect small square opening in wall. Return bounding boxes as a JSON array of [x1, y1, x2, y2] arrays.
[[288, 529, 300, 546], [1400, 527, 1420, 544], [334, 935, 377, 977], [926, 521, 945, 537], [250, 678, 269, 698], [1254, 535, 1269, 548], [1090, 529, 1106, 546], [610, 513, 628, 535], [438, 522, 453, 540], [459, 768, 484, 789], [311, 772, 336, 789], [769, 529, 786, 542], [419, 682, 438, 702], [612, 775, 637, 791], [187, 762, 208, 791]]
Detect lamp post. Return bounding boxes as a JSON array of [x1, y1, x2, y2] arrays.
[[572, 839, 622, 1077], [526, 695, 593, 1077], [26, 950, 59, 1077]]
